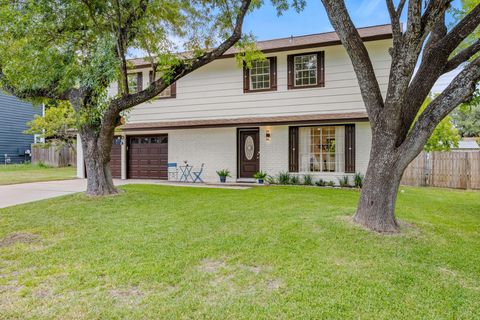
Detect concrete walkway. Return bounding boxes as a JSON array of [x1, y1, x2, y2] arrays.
[[0, 179, 249, 209]]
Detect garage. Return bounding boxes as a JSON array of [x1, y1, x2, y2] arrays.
[[109, 137, 122, 179], [128, 135, 168, 179]]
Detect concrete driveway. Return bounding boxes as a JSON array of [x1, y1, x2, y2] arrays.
[[0, 179, 249, 209]]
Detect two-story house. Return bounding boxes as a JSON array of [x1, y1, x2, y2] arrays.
[[76, 24, 392, 183]]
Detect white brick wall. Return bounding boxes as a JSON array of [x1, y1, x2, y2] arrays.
[[259, 126, 289, 178], [77, 123, 372, 185], [168, 127, 237, 182]]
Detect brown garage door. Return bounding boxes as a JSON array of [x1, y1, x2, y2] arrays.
[[110, 137, 122, 179], [128, 135, 168, 179]]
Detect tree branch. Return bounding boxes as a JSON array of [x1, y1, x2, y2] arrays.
[[385, 1, 450, 122], [444, 39, 480, 73], [110, 0, 252, 113], [320, 0, 384, 123], [399, 5, 479, 144], [386, 0, 404, 42], [440, 3, 480, 53], [400, 56, 480, 163]]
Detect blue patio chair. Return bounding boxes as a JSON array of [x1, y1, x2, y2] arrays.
[[168, 162, 178, 181], [192, 163, 205, 183]]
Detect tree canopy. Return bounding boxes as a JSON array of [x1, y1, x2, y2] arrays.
[[25, 101, 77, 149], [451, 90, 480, 137]]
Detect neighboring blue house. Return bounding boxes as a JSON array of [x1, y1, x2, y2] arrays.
[[0, 93, 41, 164]]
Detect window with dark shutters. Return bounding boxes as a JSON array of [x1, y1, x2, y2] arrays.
[[287, 51, 325, 90], [289, 126, 299, 172], [344, 124, 356, 173], [243, 57, 277, 93]]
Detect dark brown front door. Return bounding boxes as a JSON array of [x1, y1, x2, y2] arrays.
[[110, 137, 122, 179], [238, 128, 260, 178], [128, 135, 168, 179]]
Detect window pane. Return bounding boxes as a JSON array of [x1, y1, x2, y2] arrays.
[[127, 74, 138, 93], [299, 126, 344, 173], [249, 60, 271, 90], [293, 54, 318, 87]]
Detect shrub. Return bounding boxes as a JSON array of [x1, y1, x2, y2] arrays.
[[354, 172, 364, 188], [315, 179, 326, 187], [338, 176, 350, 187], [327, 180, 335, 187], [253, 171, 268, 180], [303, 174, 313, 186], [277, 172, 291, 185], [216, 169, 231, 178], [266, 175, 276, 184], [290, 175, 300, 185], [36, 161, 50, 168]]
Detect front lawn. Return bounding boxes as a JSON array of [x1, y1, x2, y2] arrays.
[[0, 163, 76, 185], [0, 185, 479, 319]]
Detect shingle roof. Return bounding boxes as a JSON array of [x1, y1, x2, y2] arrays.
[[223, 24, 392, 56], [129, 24, 392, 67]]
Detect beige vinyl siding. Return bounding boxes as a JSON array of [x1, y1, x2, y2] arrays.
[[124, 39, 391, 123]]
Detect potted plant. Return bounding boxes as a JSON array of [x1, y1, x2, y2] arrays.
[[253, 171, 268, 184], [216, 169, 231, 183]]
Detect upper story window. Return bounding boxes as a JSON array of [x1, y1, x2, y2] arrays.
[[243, 57, 277, 93], [127, 72, 142, 93], [250, 60, 271, 90], [287, 52, 325, 89], [149, 71, 176, 99]]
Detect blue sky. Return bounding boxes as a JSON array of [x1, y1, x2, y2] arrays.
[[243, 0, 462, 40]]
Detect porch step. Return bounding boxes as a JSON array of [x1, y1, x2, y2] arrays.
[[235, 178, 256, 183]]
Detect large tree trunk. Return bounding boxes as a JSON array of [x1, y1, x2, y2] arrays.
[[353, 134, 408, 233], [80, 127, 117, 196]]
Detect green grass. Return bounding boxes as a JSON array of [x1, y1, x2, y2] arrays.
[[0, 163, 76, 185], [0, 185, 479, 319]]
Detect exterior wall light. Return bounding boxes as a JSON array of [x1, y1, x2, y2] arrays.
[[266, 129, 271, 142]]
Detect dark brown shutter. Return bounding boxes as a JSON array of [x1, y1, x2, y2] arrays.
[[289, 126, 299, 172], [243, 61, 250, 93], [287, 55, 294, 89], [170, 82, 177, 98], [149, 71, 153, 84], [270, 57, 277, 90], [344, 124, 356, 173], [136, 72, 143, 92], [318, 51, 325, 87]]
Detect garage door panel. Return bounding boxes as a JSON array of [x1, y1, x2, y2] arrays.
[[109, 137, 122, 179], [128, 135, 168, 179]]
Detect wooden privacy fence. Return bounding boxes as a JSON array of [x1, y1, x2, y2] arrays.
[[401, 151, 480, 190], [31, 144, 76, 167]]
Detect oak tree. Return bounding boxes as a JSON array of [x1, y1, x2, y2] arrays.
[[320, 0, 480, 232], [0, 0, 255, 195]]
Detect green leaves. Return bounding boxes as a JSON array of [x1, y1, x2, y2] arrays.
[[451, 91, 480, 137], [416, 96, 461, 151], [25, 101, 77, 148]]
